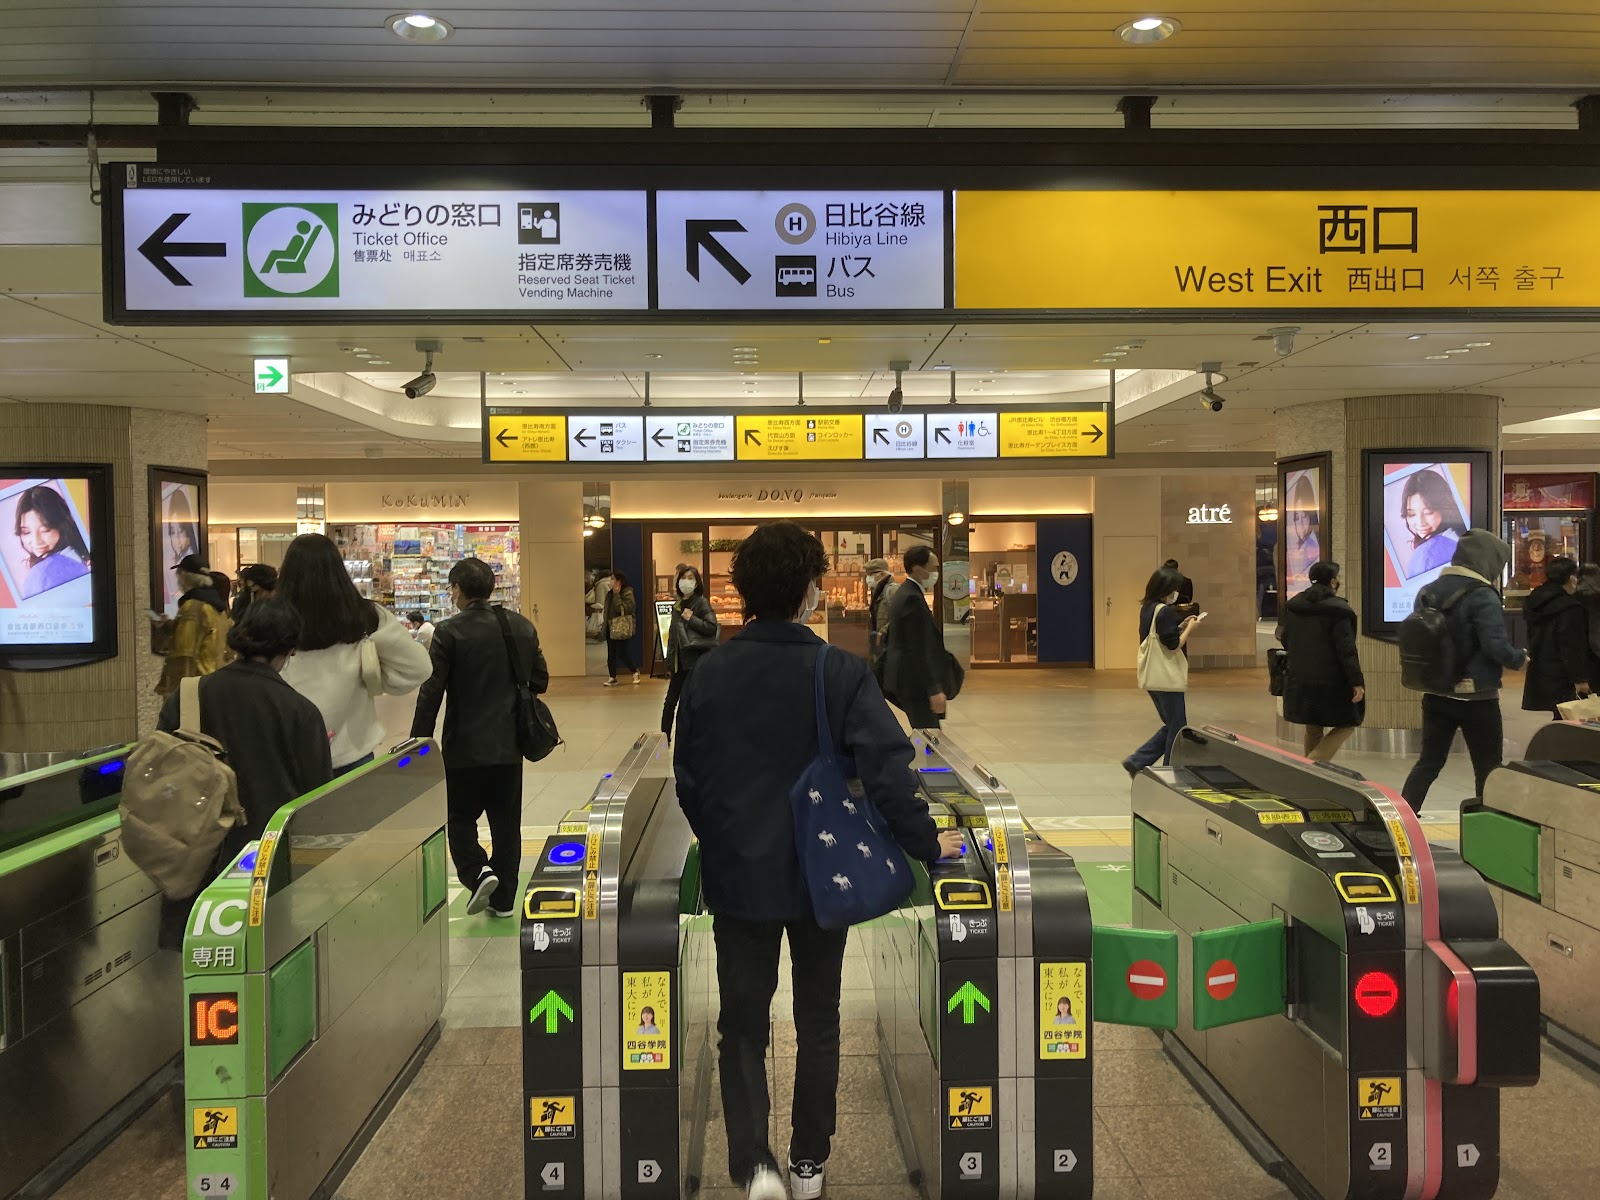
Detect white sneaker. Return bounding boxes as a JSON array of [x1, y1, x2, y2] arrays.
[[488, 903, 517, 918], [604, 678, 619, 687], [747, 1165, 787, 1200], [465, 869, 498, 916], [789, 1159, 823, 1198], [632, 671, 641, 685]]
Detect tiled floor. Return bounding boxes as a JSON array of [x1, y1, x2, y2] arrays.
[[54, 663, 1600, 1198]]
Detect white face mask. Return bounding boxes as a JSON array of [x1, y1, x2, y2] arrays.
[[798, 581, 821, 623], [924, 570, 940, 589], [678, 577, 696, 597]]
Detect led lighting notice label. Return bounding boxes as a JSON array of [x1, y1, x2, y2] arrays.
[[115, 170, 649, 317]]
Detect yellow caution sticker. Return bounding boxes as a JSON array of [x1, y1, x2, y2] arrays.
[[1333, 872, 1398, 905], [932, 813, 957, 829], [991, 827, 1009, 865], [252, 831, 277, 880], [583, 871, 598, 921], [1386, 818, 1413, 859], [247, 878, 266, 928], [529, 1095, 576, 1139], [192, 1105, 238, 1150], [1357, 1076, 1403, 1121], [1186, 788, 1236, 805], [622, 971, 672, 1071], [1038, 963, 1089, 1060], [558, 821, 588, 836], [996, 865, 1014, 912], [1258, 811, 1306, 827], [525, 887, 580, 920], [1308, 809, 1356, 823], [935, 879, 993, 911], [585, 833, 601, 871], [947, 1086, 994, 1130], [1401, 859, 1421, 906]]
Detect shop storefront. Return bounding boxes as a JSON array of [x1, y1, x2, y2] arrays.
[[1503, 472, 1594, 603]]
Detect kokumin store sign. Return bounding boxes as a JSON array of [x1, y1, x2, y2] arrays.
[[954, 190, 1600, 311]]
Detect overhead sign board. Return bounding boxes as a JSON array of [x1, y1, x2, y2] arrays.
[[955, 190, 1599, 311], [654, 190, 946, 311], [566, 415, 644, 462], [644, 414, 736, 462], [253, 356, 289, 394], [927, 412, 998, 459], [734, 414, 864, 462], [114, 170, 649, 317], [487, 414, 566, 462], [865, 413, 926, 460], [998, 411, 1109, 458]]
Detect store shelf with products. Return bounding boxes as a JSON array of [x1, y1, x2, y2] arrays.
[[330, 521, 521, 624]]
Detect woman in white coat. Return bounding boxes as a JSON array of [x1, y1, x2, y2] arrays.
[[276, 533, 434, 774]]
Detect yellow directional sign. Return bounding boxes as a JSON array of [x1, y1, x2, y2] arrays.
[[735, 414, 862, 462], [488, 414, 567, 462], [998, 411, 1109, 459]]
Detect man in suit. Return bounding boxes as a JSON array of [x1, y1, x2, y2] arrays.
[[883, 545, 949, 727]]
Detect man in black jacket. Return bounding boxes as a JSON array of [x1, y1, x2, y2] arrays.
[[883, 545, 948, 728], [411, 557, 548, 918], [1275, 561, 1365, 761], [674, 521, 960, 1200], [1521, 555, 1592, 717]]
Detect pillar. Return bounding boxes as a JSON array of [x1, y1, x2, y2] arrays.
[[518, 480, 586, 677], [0, 404, 208, 752], [1277, 393, 1501, 745]]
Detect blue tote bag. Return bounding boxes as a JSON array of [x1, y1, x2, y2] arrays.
[[789, 644, 915, 930]]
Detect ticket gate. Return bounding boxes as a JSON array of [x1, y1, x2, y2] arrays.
[[521, 730, 1099, 1200], [1131, 727, 1540, 1200], [0, 744, 175, 1199], [1470, 720, 1600, 1068], [181, 740, 448, 1200]]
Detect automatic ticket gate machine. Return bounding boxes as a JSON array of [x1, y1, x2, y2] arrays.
[[181, 740, 448, 1200], [0, 744, 176, 1198], [1132, 727, 1540, 1200], [1470, 720, 1600, 1067], [520, 733, 713, 1200], [880, 730, 1096, 1200]]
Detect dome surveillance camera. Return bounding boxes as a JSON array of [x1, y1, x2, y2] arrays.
[[402, 372, 436, 400]]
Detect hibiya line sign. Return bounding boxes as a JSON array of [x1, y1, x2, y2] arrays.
[[482, 405, 1111, 465], [955, 190, 1598, 311]]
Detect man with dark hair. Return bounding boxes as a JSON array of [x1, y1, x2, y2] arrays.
[[883, 544, 949, 728], [674, 521, 960, 1200], [405, 609, 436, 649], [1162, 558, 1196, 609], [411, 556, 548, 917], [1275, 560, 1365, 762], [1521, 554, 1591, 718]]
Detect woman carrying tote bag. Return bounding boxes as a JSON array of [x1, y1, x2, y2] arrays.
[[1123, 565, 1204, 776]]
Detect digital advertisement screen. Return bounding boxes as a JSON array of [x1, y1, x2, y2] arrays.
[[1362, 450, 1493, 638], [1278, 454, 1331, 600], [150, 467, 208, 617], [0, 464, 117, 664]]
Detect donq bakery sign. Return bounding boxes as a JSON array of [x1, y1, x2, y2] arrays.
[[954, 191, 1596, 311]]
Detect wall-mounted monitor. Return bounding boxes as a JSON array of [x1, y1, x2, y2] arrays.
[[1278, 453, 1332, 602], [150, 465, 208, 618], [1362, 449, 1494, 639], [0, 464, 118, 668]]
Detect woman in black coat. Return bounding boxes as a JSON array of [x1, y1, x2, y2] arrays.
[[662, 565, 719, 736], [1522, 556, 1593, 717], [1276, 561, 1365, 762]]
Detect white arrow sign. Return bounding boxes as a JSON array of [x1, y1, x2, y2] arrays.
[[638, 1160, 662, 1184], [539, 1161, 565, 1190], [1369, 1143, 1393, 1171], [1054, 1149, 1078, 1173], [1457, 1144, 1480, 1168]]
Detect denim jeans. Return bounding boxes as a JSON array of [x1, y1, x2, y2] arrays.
[[1128, 690, 1187, 769]]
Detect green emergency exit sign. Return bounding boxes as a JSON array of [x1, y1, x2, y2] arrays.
[[254, 356, 290, 394]]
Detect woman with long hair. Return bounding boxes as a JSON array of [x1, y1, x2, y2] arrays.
[[1400, 469, 1467, 578], [12, 484, 90, 600], [603, 570, 640, 686], [1122, 565, 1202, 776], [276, 533, 432, 774], [1286, 474, 1321, 589], [661, 564, 719, 736]]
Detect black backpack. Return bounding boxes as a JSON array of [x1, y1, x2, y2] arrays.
[[1398, 582, 1484, 693]]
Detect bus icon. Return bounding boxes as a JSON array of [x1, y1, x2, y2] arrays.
[[776, 256, 817, 298]]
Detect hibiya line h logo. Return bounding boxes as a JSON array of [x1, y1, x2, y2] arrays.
[[243, 203, 340, 298]]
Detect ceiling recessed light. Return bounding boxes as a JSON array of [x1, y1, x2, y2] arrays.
[[369, 359, 391, 365], [348, 346, 369, 353], [388, 12, 454, 41], [644, 352, 663, 359], [1444, 348, 1471, 354], [1424, 355, 1451, 361], [1466, 341, 1492, 348], [817, 338, 832, 345], [1117, 15, 1180, 43], [733, 346, 757, 352], [1406, 334, 1426, 341], [1094, 357, 1117, 363], [1102, 351, 1128, 358]]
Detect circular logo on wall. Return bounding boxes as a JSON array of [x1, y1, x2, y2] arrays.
[[896, 420, 914, 439], [774, 203, 817, 245], [1050, 551, 1080, 587]]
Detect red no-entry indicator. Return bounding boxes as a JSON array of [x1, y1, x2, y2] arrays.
[[1127, 959, 1168, 1001], [1354, 970, 1401, 1018], [1204, 959, 1239, 1001]]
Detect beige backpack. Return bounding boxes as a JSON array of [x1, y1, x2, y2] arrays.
[[120, 676, 246, 899]]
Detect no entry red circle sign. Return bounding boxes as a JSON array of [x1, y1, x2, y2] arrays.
[[1126, 959, 1168, 1001], [1205, 960, 1239, 1001]]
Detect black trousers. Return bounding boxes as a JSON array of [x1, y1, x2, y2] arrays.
[[606, 638, 637, 678], [661, 668, 689, 735], [445, 763, 522, 909], [1401, 693, 1504, 811], [713, 913, 849, 1184]]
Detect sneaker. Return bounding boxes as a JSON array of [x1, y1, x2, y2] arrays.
[[746, 1165, 787, 1200], [632, 671, 641, 685], [604, 678, 619, 687], [789, 1159, 824, 1198], [488, 903, 517, 918], [465, 868, 498, 916]]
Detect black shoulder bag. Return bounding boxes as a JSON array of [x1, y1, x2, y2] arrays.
[[491, 606, 561, 762]]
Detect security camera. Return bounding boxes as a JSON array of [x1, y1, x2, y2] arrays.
[[1200, 388, 1225, 413], [1268, 325, 1300, 356], [402, 372, 436, 400], [888, 386, 904, 412]]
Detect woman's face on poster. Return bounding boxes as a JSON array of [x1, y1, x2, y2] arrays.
[[18, 509, 61, 559], [167, 521, 192, 558], [1405, 493, 1444, 541], [1292, 509, 1313, 541]]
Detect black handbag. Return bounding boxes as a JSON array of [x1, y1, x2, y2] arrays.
[[492, 606, 561, 762], [1267, 647, 1289, 697]]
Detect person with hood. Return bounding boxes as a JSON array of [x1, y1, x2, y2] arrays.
[[864, 557, 894, 661], [1275, 561, 1365, 761], [1520, 555, 1592, 718], [153, 553, 229, 696], [1401, 530, 1528, 811]]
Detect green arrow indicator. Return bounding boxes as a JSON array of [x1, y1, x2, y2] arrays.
[[529, 989, 574, 1034], [946, 980, 991, 1025], [257, 364, 284, 389]]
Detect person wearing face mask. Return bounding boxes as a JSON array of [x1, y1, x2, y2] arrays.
[[672, 521, 963, 1200], [1123, 565, 1202, 776], [863, 557, 895, 662], [1521, 555, 1592, 719], [1275, 561, 1366, 761], [883, 545, 950, 728], [662, 565, 719, 737]]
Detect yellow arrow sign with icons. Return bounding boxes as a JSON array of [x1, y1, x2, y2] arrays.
[[735, 414, 863, 462], [998, 410, 1109, 458], [487, 414, 567, 463]]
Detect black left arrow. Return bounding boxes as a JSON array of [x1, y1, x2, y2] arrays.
[[138, 213, 226, 287], [573, 428, 595, 447], [651, 428, 672, 447], [1087, 424, 1105, 444], [686, 219, 751, 284], [495, 428, 515, 448]]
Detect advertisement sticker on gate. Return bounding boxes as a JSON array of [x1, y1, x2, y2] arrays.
[[622, 971, 672, 1071], [1038, 963, 1088, 1060]]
